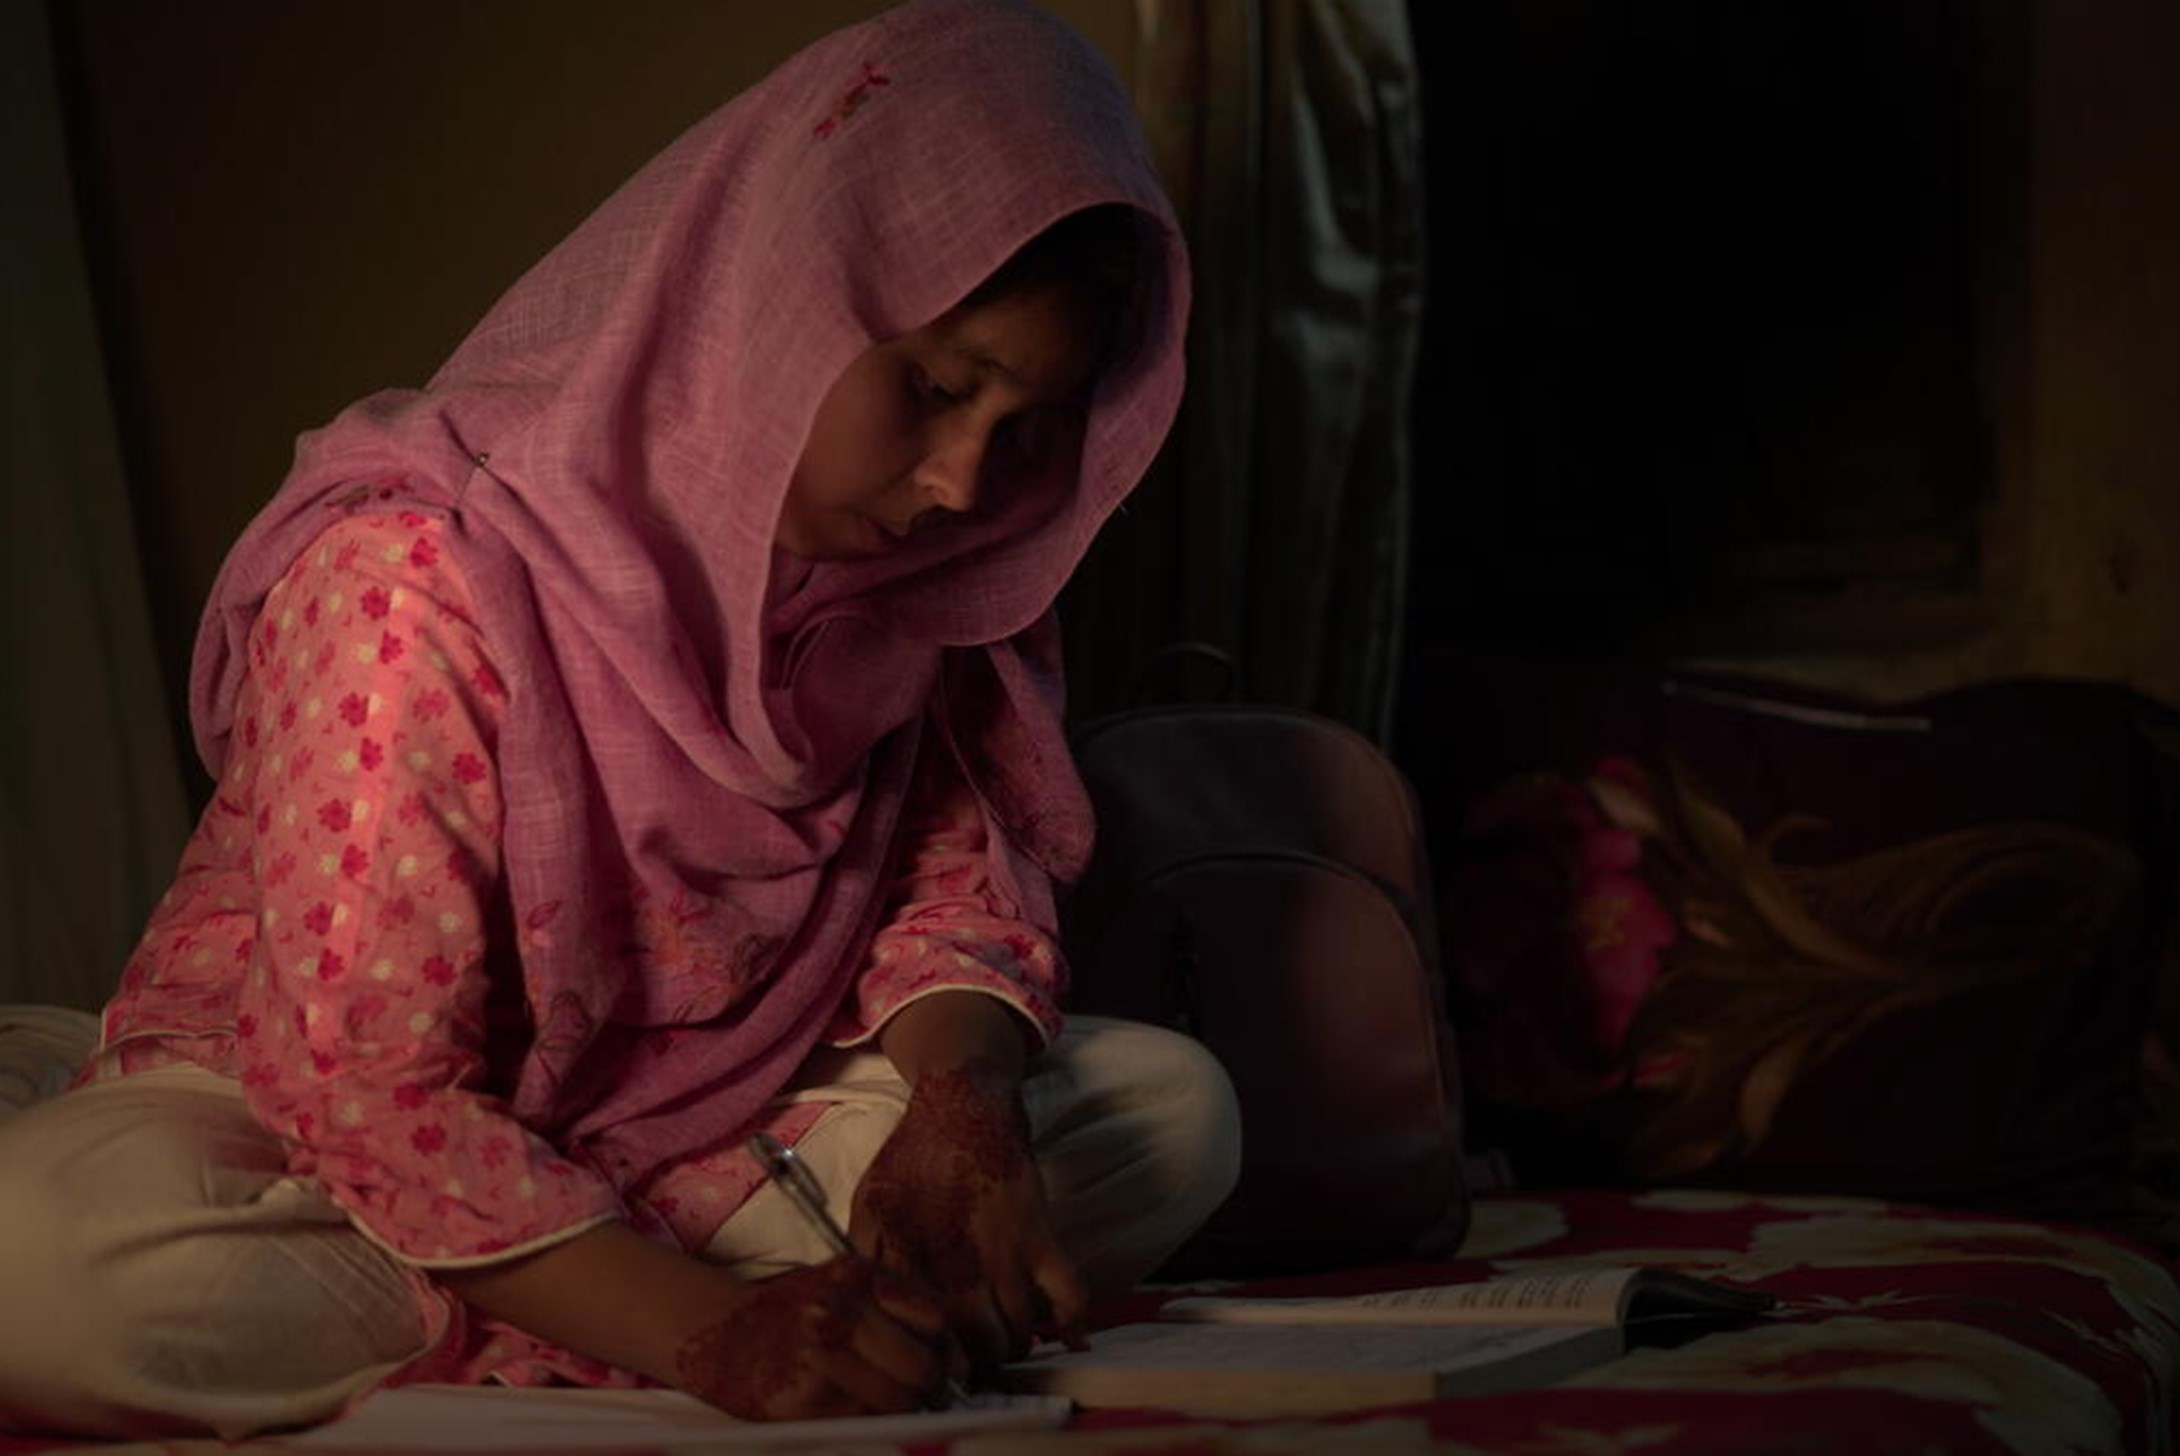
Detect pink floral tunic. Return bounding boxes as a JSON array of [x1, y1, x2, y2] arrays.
[[89, 513, 1065, 1386]]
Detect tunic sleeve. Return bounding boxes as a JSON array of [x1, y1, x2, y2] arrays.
[[229, 512, 620, 1264], [824, 746, 1067, 1048]]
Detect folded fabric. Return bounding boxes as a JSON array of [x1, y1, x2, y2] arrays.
[[0, 1004, 98, 1127]]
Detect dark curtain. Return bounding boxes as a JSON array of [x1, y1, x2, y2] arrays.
[[1063, 0, 1425, 743], [2, 0, 189, 1007]]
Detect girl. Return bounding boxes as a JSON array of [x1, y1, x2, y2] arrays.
[[0, 0, 1238, 1435]]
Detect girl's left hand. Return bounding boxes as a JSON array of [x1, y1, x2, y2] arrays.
[[848, 1056, 1088, 1373]]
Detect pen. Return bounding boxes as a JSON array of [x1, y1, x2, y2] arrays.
[[749, 1130, 854, 1256], [747, 1131, 973, 1409]]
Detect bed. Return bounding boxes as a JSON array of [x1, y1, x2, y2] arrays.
[[3, 1003, 2176, 1453], [1051, 1186, 2180, 1454]]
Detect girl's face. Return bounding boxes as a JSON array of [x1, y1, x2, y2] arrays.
[[777, 286, 1107, 561]]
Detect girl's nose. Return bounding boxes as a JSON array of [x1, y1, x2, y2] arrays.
[[913, 421, 989, 515]]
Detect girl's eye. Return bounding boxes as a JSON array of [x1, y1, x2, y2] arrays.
[[991, 406, 1058, 467], [991, 412, 1030, 462], [996, 404, 1068, 464], [910, 366, 965, 408]]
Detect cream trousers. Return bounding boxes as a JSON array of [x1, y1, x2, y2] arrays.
[[0, 1016, 1239, 1439]]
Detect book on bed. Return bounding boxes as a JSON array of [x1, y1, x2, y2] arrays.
[[998, 1266, 1775, 1417]]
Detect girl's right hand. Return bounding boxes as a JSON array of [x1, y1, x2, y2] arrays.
[[672, 1255, 955, 1421]]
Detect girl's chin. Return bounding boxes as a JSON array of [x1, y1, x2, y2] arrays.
[[774, 513, 900, 562]]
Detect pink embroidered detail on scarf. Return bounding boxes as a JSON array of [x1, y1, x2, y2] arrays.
[[813, 62, 892, 138]]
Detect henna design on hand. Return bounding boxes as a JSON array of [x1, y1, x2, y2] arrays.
[[672, 1258, 867, 1420], [859, 1058, 1034, 1292]]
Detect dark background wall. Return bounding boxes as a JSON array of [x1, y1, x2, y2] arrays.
[[1403, 0, 2180, 712]]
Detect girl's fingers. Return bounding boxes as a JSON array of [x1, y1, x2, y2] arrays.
[[847, 1199, 886, 1262], [759, 1358, 866, 1423], [849, 1302, 949, 1401], [870, 1266, 949, 1340], [1029, 1241, 1091, 1348], [811, 1311, 936, 1417], [813, 1352, 924, 1418], [952, 1285, 1011, 1374], [994, 1259, 1041, 1359]]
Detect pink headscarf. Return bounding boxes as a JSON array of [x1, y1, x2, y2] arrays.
[[190, 0, 1187, 1188]]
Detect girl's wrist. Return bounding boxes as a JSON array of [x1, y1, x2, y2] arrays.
[[439, 1221, 748, 1387], [878, 991, 1032, 1087], [903, 1058, 1034, 1154], [647, 1260, 758, 1388]]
